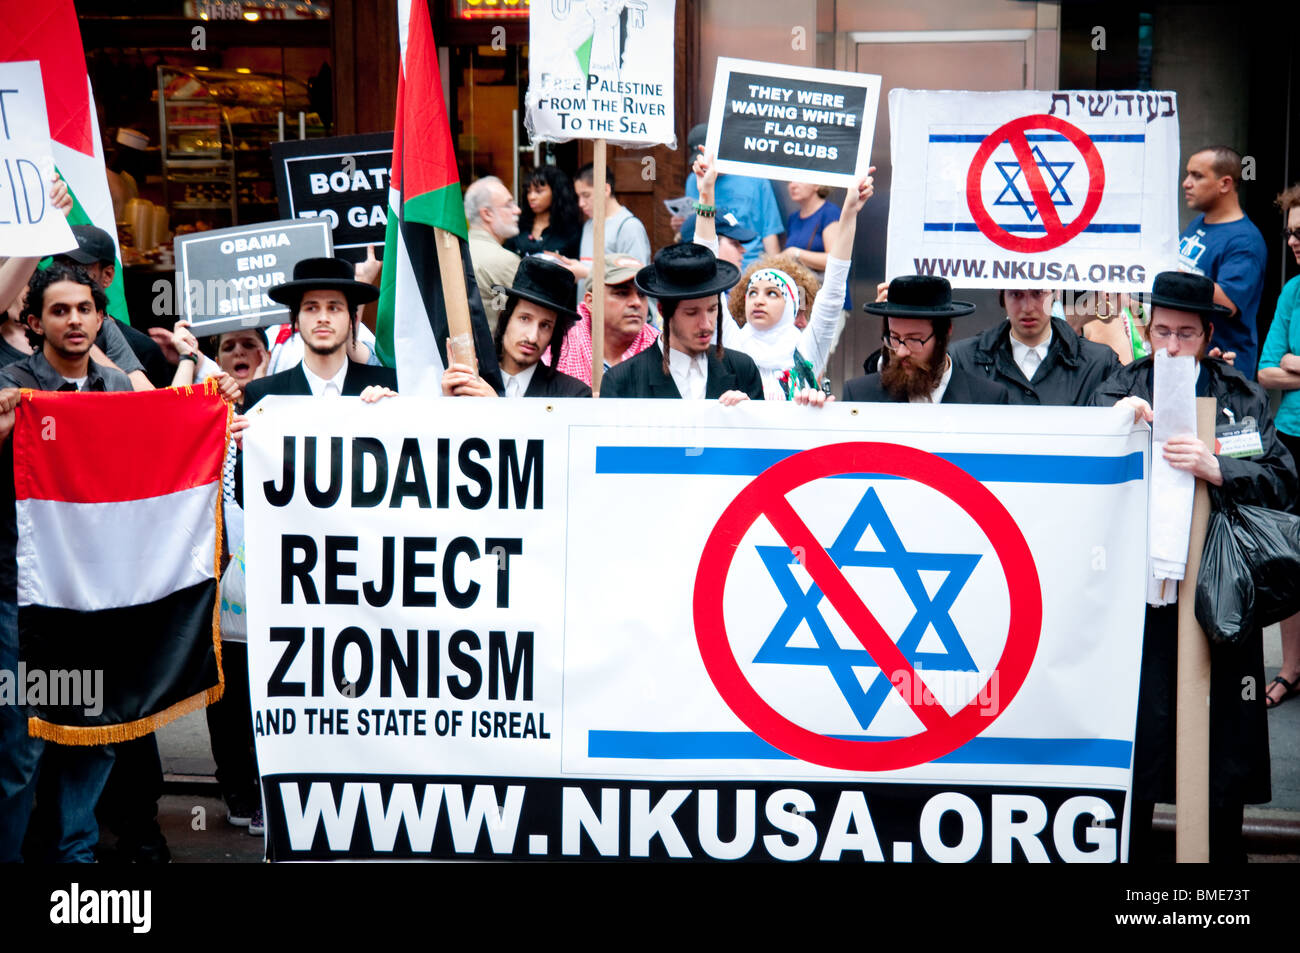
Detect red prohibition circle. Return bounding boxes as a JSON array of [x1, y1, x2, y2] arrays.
[[965, 113, 1105, 254], [692, 442, 1042, 772]]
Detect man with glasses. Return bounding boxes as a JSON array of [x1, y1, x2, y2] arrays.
[[465, 176, 522, 332], [951, 288, 1119, 405], [842, 275, 1008, 405], [1092, 270, 1297, 862]]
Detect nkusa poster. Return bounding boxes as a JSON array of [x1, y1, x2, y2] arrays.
[[244, 399, 1147, 862], [886, 89, 1180, 291]]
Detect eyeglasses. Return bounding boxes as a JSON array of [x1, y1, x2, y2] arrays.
[[883, 331, 935, 352], [1149, 326, 1205, 342], [1284, 227, 1300, 241]]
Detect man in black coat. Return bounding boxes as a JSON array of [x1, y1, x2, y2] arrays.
[[1091, 271, 1298, 862], [951, 288, 1119, 405], [842, 275, 1008, 405], [440, 256, 591, 399], [601, 243, 763, 403], [241, 257, 397, 409]]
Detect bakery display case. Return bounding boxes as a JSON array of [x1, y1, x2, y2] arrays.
[[156, 65, 325, 226]]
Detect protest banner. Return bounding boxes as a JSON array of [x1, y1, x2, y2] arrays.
[[173, 218, 332, 336], [244, 399, 1147, 862], [704, 58, 881, 189], [524, 1, 677, 390], [524, 0, 677, 148], [0, 61, 76, 258], [272, 132, 393, 264], [885, 89, 1181, 292]]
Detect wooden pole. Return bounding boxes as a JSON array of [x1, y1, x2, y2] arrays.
[[1174, 396, 1216, 862], [434, 225, 477, 373], [590, 139, 607, 396]]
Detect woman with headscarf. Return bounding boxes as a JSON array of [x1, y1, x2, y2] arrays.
[[691, 150, 871, 400]]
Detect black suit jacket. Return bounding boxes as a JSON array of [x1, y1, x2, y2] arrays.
[[522, 364, 592, 398], [601, 345, 764, 400], [842, 364, 1009, 404], [241, 360, 398, 410]]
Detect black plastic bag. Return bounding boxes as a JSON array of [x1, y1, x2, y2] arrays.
[[1194, 491, 1300, 644]]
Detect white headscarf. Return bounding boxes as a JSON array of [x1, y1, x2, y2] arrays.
[[734, 268, 801, 372]]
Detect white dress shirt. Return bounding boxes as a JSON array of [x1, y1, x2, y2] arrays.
[[667, 344, 708, 400], [1010, 328, 1052, 381], [912, 356, 954, 405], [502, 363, 538, 398], [301, 360, 348, 397]]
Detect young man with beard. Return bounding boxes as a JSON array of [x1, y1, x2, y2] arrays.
[[842, 275, 1008, 405], [950, 288, 1119, 405], [441, 256, 591, 398], [601, 243, 763, 403], [0, 263, 133, 863], [1092, 271, 1297, 862], [240, 258, 397, 409]]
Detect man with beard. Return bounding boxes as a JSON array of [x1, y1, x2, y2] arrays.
[[465, 176, 522, 333], [842, 275, 1008, 404], [951, 288, 1119, 405]]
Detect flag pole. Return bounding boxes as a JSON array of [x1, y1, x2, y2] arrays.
[[435, 226, 477, 373], [1174, 396, 1215, 862], [591, 139, 607, 396]]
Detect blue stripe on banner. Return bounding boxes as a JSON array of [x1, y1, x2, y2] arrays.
[[587, 730, 1133, 769], [922, 222, 1141, 234], [927, 133, 1145, 143], [593, 447, 1144, 485]]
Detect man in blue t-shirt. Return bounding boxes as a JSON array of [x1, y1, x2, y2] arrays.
[[1178, 145, 1268, 377], [675, 124, 784, 269]]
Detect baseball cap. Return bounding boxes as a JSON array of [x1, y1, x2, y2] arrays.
[[60, 225, 117, 266], [715, 211, 757, 244], [580, 254, 645, 296]]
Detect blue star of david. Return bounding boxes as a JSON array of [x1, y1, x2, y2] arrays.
[[753, 488, 981, 730], [992, 146, 1074, 222]]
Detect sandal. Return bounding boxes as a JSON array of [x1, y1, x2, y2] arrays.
[[1265, 674, 1300, 709]]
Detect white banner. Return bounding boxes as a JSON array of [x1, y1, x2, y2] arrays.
[[0, 61, 76, 258], [524, 0, 676, 148], [885, 89, 1181, 292], [245, 399, 1148, 862]]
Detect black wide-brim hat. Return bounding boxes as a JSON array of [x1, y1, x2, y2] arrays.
[[1147, 271, 1233, 319], [634, 242, 740, 301], [863, 274, 976, 318], [499, 255, 579, 322], [267, 257, 380, 307]]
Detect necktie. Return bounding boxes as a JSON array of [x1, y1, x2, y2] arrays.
[[506, 375, 522, 398], [324, 381, 340, 397]]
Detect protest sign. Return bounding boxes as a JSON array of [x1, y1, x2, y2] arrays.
[[173, 218, 332, 335], [0, 60, 76, 258], [705, 58, 881, 188], [886, 89, 1181, 292], [524, 0, 676, 148], [272, 132, 392, 264], [245, 399, 1147, 862]]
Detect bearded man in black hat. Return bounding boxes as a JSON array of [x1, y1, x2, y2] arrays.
[[842, 275, 1008, 404], [441, 256, 591, 398], [241, 257, 397, 409], [601, 243, 763, 403], [1092, 270, 1298, 862]]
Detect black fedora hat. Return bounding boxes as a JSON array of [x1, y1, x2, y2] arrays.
[[267, 257, 380, 308], [863, 275, 976, 319], [1147, 271, 1232, 319], [634, 243, 740, 301], [498, 256, 579, 322]]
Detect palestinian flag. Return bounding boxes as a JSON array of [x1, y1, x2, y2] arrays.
[[3, 0, 130, 322], [376, 0, 502, 395], [13, 384, 228, 744]]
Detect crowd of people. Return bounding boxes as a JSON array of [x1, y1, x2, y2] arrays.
[[0, 135, 1297, 864]]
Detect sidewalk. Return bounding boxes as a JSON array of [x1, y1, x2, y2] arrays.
[[150, 624, 1300, 862]]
